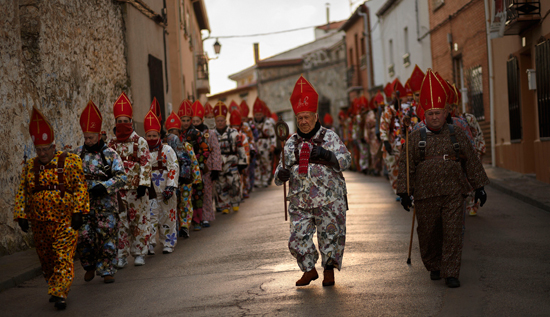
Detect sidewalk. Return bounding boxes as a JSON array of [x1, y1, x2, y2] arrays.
[[1, 164, 549, 294]]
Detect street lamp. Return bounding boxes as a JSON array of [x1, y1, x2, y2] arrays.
[[213, 38, 221, 55]]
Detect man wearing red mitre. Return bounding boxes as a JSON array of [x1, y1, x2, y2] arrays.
[[274, 75, 351, 287], [252, 97, 276, 188], [14, 107, 89, 309], [107, 92, 152, 267], [75, 101, 127, 284], [397, 69, 489, 288]]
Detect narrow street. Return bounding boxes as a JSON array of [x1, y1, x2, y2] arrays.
[[1, 172, 549, 316]]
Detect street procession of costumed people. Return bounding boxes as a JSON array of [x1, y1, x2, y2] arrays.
[[14, 63, 489, 310]]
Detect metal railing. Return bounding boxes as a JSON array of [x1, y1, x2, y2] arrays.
[[505, 0, 540, 23]]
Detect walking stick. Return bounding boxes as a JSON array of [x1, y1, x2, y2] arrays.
[[275, 119, 290, 221], [405, 126, 416, 265]]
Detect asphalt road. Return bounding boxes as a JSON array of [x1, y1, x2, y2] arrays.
[[1, 172, 549, 316]]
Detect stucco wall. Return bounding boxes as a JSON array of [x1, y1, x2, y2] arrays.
[[0, 0, 129, 255]]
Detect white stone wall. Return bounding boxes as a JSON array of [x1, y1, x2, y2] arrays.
[[0, 0, 130, 255]]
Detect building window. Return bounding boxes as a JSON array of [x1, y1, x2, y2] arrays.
[[535, 39, 550, 139], [349, 48, 353, 66], [467, 65, 485, 121], [389, 39, 394, 65], [404, 27, 409, 54], [507, 56, 522, 141], [360, 37, 365, 56], [148, 54, 165, 125]]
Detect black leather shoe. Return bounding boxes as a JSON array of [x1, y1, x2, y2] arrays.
[[49, 295, 58, 303], [430, 270, 441, 280], [445, 277, 460, 288]]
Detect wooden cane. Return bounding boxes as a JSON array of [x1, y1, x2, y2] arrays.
[[281, 139, 288, 221], [405, 128, 415, 264]]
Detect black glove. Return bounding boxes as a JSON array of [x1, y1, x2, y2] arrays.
[[376, 133, 381, 142], [311, 145, 331, 162], [71, 213, 83, 230], [210, 170, 219, 181], [474, 187, 487, 207], [136, 185, 148, 199], [278, 168, 290, 182], [238, 165, 247, 173], [360, 138, 367, 144], [398, 193, 413, 211], [182, 177, 193, 184], [162, 186, 176, 201], [384, 141, 393, 155], [89, 184, 108, 197], [18, 218, 29, 233]]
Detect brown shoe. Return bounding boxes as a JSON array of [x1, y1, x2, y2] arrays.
[[296, 268, 319, 286], [84, 269, 95, 282], [103, 275, 115, 284], [322, 270, 335, 287]]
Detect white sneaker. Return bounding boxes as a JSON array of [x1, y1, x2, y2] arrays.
[[134, 256, 145, 266], [162, 247, 172, 254], [116, 258, 128, 269]]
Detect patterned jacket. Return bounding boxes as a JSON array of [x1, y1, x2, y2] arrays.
[[108, 131, 151, 190], [214, 126, 247, 173], [461, 113, 486, 157], [413, 117, 475, 148], [14, 151, 89, 223], [194, 124, 222, 173], [166, 134, 201, 185], [274, 127, 351, 209], [396, 123, 489, 200], [149, 144, 179, 193], [254, 118, 276, 153], [74, 143, 127, 212], [181, 126, 210, 171], [380, 105, 401, 147]]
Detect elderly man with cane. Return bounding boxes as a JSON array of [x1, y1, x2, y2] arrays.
[[274, 75, 351, 287], [397, 69, 489, 288]]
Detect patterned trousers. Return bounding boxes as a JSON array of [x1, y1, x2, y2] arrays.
[[149, 196, 178, 252], [202, 173, 216, 222], [31, 220, 78, 298], [357, 141, 370, 171], [382, 146, 401, 194], [177, 184, 194, 230], [288, 198, 347, 273], [215, 169, 241, 210], [77, 211, 118, 276], [192, 182, 204, 224], [254, 149, 272, 187], [117, 189, 151, 259], [415, 194, 465, 279]]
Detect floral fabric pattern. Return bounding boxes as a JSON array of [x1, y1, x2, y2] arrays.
[[108, 131, 152, 189], [254, 118, 275, 187]]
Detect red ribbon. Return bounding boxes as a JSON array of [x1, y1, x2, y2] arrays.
[[298, 142, 310, 175]]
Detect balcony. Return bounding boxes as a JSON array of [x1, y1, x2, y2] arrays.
[[196, 54, 210, 95], [403, 53, 411, 68], [504, 0, 541, 35], [388, 64, 395, 77], [347, 65, 363, 88]]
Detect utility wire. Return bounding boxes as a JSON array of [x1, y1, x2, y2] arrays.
[[207, 24, 321, 39]]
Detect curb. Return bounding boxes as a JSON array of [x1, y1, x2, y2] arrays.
[[487, 179, 550, 213], [0, 266, 42, 293]]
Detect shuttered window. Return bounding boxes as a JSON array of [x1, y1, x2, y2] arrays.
[[148, 54, 165, 125], [535, 39, 550, 139], [507, 56, 522, 140], [467, 65, 485, 121]]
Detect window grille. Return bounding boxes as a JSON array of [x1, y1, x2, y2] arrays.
[[507, 56, 522, 140], [467, 65, 485, 120], [536, 39, 550, 138]]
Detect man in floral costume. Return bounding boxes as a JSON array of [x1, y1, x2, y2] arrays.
[[229, 109, 252, 200], [213, 101, 248, 214], [75, 101, 127, 284], [165, 111, 201, 238], [252, 97, 276, 188], [274, 75, 351, 287], [240, 100, 259, 194], [15, 107, 89, 309], [107, 92, 152, 267]]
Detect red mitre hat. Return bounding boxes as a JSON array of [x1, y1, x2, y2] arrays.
[[253, 97, 264, 115], [416, 100, 425, 121], [229, 100, 240, 114], [213, 101, 228, 118], [405, 79, 413, 96], [393, 78, 407, 98], [150, 97, 162, 122], [80, 100, 103, 134], [453, 84, 461, 104], [191, 101, 205, 119], [433, 73, 453, 105], [290, 75, 318, 115], [165, 111, 182, 131], [113, 92, 133, 119], [29, 107, 55, 146], [374, 91, 385, 105], [204, 102, 214, 117], [443, 79, 456, 105], [409, 65, 425, 93], [384, 83, 393, 100], [178, 100, 193, 118], [338, 110, 346, 119], [323, 113, 334, 125], [263, 102, 272, 117], [271, 112, 278, 121], [420, 69, 448, 111], [358, 95, 369, 111], [229, 109, 242, 126], [144, 109, 161, 134], [240, 100, 250, 118]]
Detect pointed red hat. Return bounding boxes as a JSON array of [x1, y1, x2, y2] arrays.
[[178, 99, 193, 118], [452, 84, 462, 104], [433, 72, 454, 105], [253, 97, 264, 115], [405, 79, 413, 96], [113, 92, 133, 119], [29, 107, 55, 146], [213, 101, 228, 118], [416, 100, 425, 121], [384, 83, 393, 100], [240, 100, 250, 118], [229, 100, 240, 114], [420, 69, 448, 111], [150, 97, 162, 122], [271, 112, 278, 121], [323, 113, 334, 125], [80, 100, 103, 134], [144, 109, 161, 134], [374, 91, 385, 105], [191, 100, 205, 119], [409, 65, 425, 93], [204, 102, 214, 117], [444, 80, 456, 105], [358, 95, 369, 111], [290, 75, 318, 115], [229, 109, 242, 126], [165, 111, 182, 131], [263, 101, 272, 117], [393, 78, 407, 98]]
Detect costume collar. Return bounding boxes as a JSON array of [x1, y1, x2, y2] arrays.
[[297, 121, 321, 140]]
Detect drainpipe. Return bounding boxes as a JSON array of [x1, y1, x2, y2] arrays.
[[484, 0, 496, 167], [358, 5, 372, 91]]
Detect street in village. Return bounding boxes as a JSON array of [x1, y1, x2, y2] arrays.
[[1, 172, 549, 316]]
